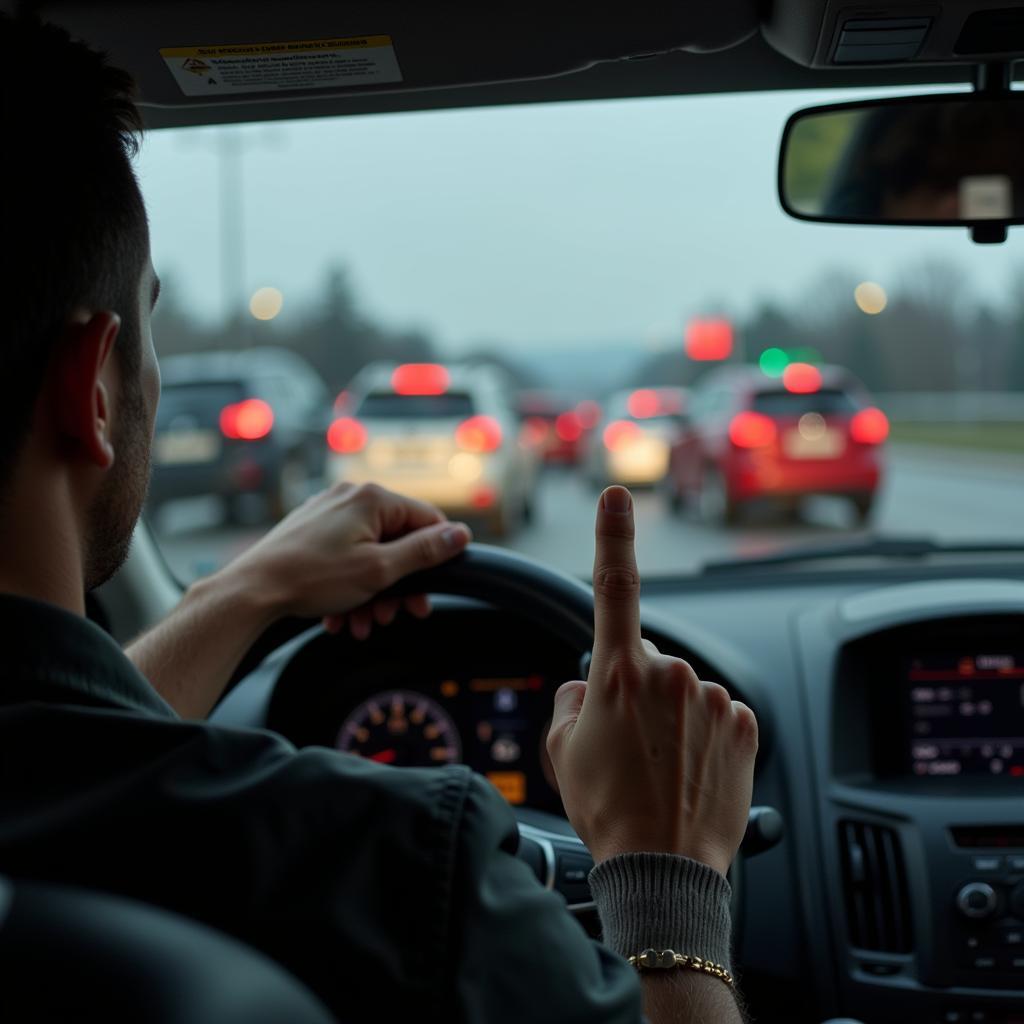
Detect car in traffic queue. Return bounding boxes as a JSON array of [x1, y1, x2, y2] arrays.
[[665, 363, 888, 525], [583, 387, 688, 488], [516, 390, 597, 466], [148, 348, 330, 525], [325, 362, 538, 536]]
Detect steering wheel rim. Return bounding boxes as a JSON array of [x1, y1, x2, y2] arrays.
[[381, 543, 596, 655]]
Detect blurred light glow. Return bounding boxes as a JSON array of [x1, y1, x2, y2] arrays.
[[555, 411, 583, 442], [798, 412, 826, 440], [392, 363, 450, 395], [471, 485, 497, 509], [628, 389, 660, 418], [220, 398, 274, 439], [783, 362, 822, 394], [327, 416, 367, 453], [249, 286, 284, 321], [850, 407, 890, 444], [603, 419, 641, 451], [759, 347, 789, 378], [854, 281, 887, 315], [685, 318, 733, 361], [456, 415, 502, 453], [729, 411, 776, 449]]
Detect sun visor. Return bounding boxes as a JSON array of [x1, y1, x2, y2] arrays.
[[36, 1, 757, 109], [764, 0, 1024, 68]]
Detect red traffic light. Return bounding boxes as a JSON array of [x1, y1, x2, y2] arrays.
[[685, 318, 733, 361]]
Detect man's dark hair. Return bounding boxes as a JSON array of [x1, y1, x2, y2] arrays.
[[0, 14, 146, 485]]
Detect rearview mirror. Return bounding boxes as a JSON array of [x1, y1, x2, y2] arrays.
[[778, 94, 1024, 242]]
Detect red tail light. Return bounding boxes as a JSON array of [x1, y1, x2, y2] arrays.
[[555, 411, 583, 442], [627, 389, 660, 419], [327, 417, 368, 454], [729, 411, 777, 449], [456, 415, 502, 453], [220, 399, 274, 440], [850, 407, 889, 445], [391, 363, 450, 396], [603, 419, 641, 451]]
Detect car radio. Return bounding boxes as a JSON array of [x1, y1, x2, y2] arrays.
[[903, 653, 1024, 779]]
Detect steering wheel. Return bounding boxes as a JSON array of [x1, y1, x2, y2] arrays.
[[380, 544, 783, 920]]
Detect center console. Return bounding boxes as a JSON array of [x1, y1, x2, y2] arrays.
[[796, 588, 1024, 1024]]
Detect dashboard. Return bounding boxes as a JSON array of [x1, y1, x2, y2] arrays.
[[264, 609, 583, 815], [211, 561, 1024, 1024]]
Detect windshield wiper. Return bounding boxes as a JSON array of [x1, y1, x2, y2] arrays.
[[700, 536, 1024, 573]]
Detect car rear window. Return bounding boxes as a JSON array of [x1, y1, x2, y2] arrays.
[[157, 381, 243, 426], [356, 392, 476, 418], [751, 389, 859, 417]]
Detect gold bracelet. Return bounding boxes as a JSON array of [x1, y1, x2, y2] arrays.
[[626, 949, 734, 987]]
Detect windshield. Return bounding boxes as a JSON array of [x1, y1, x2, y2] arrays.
[[139, 87, 1024, 583]]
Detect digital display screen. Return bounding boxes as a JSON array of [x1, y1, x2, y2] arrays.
[[906, 654, 1024, 777]]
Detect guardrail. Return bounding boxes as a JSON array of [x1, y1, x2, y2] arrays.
[[873, 392, 1024, 422]]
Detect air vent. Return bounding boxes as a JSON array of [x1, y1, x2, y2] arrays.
[[837, 820, 913, 953]]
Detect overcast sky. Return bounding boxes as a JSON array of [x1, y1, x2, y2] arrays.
[[136, 84, 1024, 354]]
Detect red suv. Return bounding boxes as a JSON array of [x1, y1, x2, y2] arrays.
[[665, 364, 887, 524]]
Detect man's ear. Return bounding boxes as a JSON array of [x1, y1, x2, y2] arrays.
[[53, 311, 122, 470]]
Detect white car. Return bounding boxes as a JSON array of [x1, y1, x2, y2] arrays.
[[584, 387, 688, 488], [326, 362, 538, 536]]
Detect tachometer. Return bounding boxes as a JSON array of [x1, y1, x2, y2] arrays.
[[337, 690, 462, 767]]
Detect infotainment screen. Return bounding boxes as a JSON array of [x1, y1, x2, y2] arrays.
[[906, 654, 1024, 777]]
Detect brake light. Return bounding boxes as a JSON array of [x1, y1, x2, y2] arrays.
[[327, 417, 368, 454], [391, 363, 450, 396], [783, 363, 822, 394], [729, 411, 777, 449], [627, 389, 660, 419], [456, 415, 502, 453], [555, 411, 583, 442], [850, 407, 889, 445], [685, 318, 734, 361], [220, 399, 274, 440], [603, 419, 641, 451]]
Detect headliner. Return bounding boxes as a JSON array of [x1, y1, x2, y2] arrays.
[[22, 1, 1001, 130]]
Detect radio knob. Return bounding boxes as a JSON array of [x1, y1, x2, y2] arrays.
[[957, 882, 998, 920]]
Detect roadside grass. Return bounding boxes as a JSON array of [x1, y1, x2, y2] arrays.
[[890, 422, 1024, 454]]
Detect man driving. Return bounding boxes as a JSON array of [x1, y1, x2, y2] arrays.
[[0, 15, 757, 1024]]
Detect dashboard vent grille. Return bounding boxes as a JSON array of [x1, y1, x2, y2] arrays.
[[837, 820, 913, 953]]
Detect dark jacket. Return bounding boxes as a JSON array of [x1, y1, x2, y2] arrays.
[[0, 595, 641, 1022]]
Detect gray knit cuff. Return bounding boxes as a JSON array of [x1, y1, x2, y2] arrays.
[[588, 853, 733, 971]]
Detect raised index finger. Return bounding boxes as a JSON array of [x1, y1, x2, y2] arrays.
[[591, 486, 643, 661]]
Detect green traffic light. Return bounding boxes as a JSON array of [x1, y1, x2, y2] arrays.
[[759, 347, 789, 377]]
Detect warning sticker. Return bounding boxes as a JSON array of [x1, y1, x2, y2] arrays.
[[160, 36, 402, 97]]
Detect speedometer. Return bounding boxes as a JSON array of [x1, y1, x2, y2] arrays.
[[337, 690, 462, 767]]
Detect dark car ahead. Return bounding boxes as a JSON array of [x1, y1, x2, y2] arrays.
[[665, 364, 888, 524], [516, 390, 596, 466], [149, 348, 330, 524]]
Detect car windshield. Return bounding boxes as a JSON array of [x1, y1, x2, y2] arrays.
[[139, 86, 1024, 583]]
